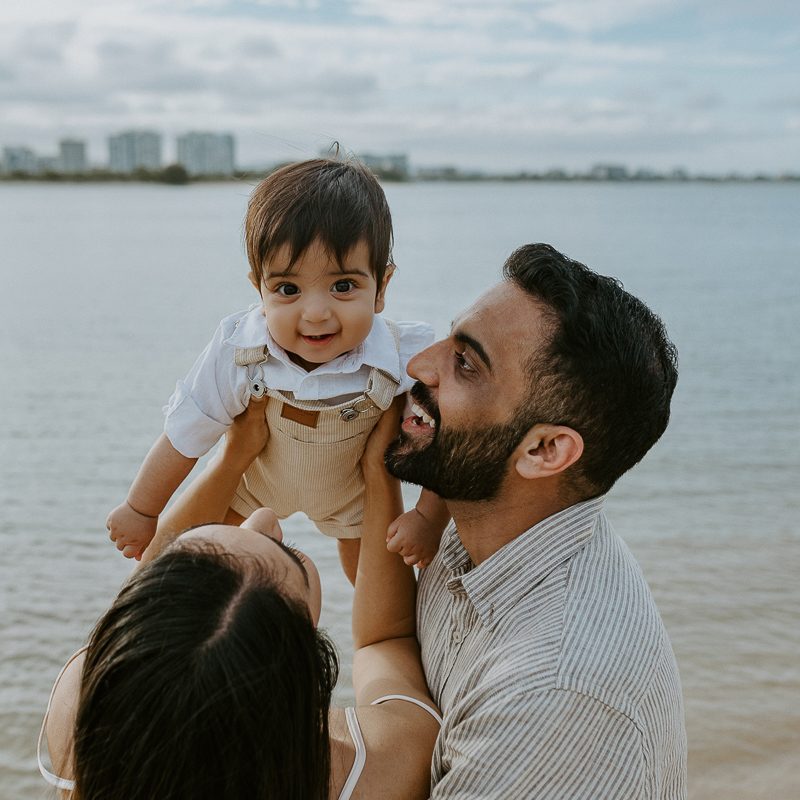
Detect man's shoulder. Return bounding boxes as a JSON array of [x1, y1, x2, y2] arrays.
[[556, 521, 679, 711], [420, 519, 680, 717]]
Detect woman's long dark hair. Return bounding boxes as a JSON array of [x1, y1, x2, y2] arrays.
[[72, 543, 338, 799]]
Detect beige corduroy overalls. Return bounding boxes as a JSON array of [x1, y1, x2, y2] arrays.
[[228, 324, 401, 539]]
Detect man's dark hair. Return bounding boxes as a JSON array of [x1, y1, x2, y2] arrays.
[[246, 157, 393, 289], [504, 243, 678, 497]]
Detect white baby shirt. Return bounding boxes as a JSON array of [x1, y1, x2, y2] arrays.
[[164, 305, 435, 458]]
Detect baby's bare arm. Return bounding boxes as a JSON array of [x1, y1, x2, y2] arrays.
[[107, 434, 197, 559], [141, 398, 268, 564], [415, 488, 450, 529], [386, 490, 450, 568]]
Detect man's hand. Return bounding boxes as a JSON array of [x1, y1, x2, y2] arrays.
[[106, 502, 157, 560]]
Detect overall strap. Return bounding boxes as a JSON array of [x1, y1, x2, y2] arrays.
[[234, 346, 269, 398], [362, 318, 402, 411], [234, 346, 268, 367], [384, 318, 402, 351], [363, 368, 400, 411]]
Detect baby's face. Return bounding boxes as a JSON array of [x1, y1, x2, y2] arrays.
[[258, 238, 388, 371]]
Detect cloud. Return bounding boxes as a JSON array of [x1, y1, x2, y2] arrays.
[[0, 0, 796, 171], [536, 0, 682, 34]]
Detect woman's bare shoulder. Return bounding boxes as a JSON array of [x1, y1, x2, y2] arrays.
[[349, 701, 440, 800], [44, 649, 86, 782]]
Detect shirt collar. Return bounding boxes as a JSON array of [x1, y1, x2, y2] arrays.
[[443, 496, 605, 629], [225, 307, 401, 379]]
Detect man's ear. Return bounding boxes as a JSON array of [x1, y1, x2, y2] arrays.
[[374, 263, 395, 313], [514, 424, 584, 481]]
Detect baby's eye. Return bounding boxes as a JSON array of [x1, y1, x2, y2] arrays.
[[276, 283, 300, 297], [331, 279, 356, 294]]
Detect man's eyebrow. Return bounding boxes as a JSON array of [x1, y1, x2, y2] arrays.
[[266, 537, 309, 588], [453, 331, 492, 371]]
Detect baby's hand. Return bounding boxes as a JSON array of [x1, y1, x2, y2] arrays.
[[386, 508, 442, 569], [107, 502, 158, 560]]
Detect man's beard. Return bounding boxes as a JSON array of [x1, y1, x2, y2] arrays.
[[384, 384, 534, 502]]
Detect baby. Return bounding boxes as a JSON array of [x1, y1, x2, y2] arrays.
[[106, 158, 448, 581]]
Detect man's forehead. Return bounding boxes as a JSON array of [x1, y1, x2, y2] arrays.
[[452, 281, 542, 331], [451, 281, 551, 362]]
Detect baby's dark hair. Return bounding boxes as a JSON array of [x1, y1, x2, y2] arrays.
[[246, 157, 393, 289]]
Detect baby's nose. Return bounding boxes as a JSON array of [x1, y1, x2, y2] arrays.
[[302, 296, 332, 322]]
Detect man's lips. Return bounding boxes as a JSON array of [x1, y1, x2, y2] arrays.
[[402, 401, 437, 435]]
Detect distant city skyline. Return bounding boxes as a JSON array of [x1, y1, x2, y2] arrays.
[[1, 130, 237, 176], [1, 1, 798, 173]]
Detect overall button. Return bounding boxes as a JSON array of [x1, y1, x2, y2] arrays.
[[340, 408, 359, 422]]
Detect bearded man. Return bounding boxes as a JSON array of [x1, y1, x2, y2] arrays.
[[386, 243, 686, 799]]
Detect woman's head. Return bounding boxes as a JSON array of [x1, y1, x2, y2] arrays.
[[73, 514, 336, 800]]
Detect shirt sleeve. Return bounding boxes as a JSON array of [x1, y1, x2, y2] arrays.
[[431, 688, 646, 799], [395, 320, 436, 394], [163, 316, 250, 458]]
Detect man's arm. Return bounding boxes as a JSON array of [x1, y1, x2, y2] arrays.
[[431, 688, 645, 799]]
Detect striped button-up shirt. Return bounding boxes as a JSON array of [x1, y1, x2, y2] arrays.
[[417, 496, 687, 798]]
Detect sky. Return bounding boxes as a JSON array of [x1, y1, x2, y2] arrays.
[[1, 0, 798, 173]]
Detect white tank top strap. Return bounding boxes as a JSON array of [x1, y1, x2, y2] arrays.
[[337, 695, 441, 800], [338, 706, 367, 800], [370, 694, 444, 725], [37, 648, 86, 792]]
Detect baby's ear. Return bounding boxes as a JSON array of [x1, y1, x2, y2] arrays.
[[374, 263, 395, 313], [247, 271, 260, 293]]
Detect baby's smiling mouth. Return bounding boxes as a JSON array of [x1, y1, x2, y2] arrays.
[[302, 333, 335, 343]]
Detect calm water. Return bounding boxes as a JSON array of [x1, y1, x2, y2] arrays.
[[1, 181, 798, 799]]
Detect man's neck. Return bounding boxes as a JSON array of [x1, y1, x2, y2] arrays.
[[447, 481, 574, 566]]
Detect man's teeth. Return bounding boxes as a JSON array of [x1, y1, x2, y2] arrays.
[[411, 403, 436, 428]]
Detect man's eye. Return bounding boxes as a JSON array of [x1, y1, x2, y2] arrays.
[[276, 284, 299, 297], [332, 279, 355, 294], [455, 350, 475, 372]]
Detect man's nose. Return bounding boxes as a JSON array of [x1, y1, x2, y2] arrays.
[[407, 340, 441, 386]]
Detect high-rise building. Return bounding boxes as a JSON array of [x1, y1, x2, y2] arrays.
[[59, 139, 88, 174], [176, 132, 235, 176], [108, 131, 162, 173], [2, 146, 39, 175]]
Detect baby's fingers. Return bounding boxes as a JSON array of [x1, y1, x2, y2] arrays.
[[386, 517, 402, 540], [386, 533, 404, 554]]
